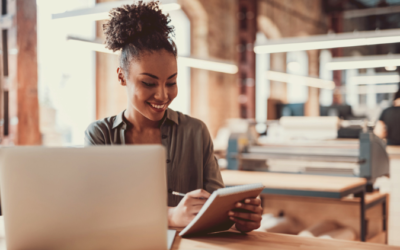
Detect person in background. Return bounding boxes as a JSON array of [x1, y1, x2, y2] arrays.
[[84, 1, 262, 232], [374, 87, 400, 145]]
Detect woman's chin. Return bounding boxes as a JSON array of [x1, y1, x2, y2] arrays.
[[145, 109, 166, 122]]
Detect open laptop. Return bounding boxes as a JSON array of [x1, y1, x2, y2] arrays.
[[0, 146, 170, 250]]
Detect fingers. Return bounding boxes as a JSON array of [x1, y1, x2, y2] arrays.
[[234, 202, 263, 214], [228, 211, 262, 222], [187, 189, 211, 199], [230, 217, 260, 232], [242, 198, 261, 206]]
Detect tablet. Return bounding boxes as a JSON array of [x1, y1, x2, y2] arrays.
[[179, 183, 265, 237]]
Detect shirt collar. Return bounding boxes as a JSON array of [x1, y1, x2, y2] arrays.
[[112, 110, 125, 129], [112, 109, 179, 129], [165, 108, 179, 125]]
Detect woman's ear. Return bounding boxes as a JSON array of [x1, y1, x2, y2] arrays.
[[117, 67, 126, 86]]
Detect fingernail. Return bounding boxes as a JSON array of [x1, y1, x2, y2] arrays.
[[228, 211, 234, 216], [236, 203, 242, 207], [229, 217, 235, 221], [245, 199, 250, 203]]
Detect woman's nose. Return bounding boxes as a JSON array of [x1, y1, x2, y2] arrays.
[[154, 85, 168, 100]]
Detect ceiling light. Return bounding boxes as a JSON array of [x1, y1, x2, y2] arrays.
[[326, 54, 400, 70], [349, 73, 400, 85], [52, 0, 180, 22], [265, 70, 335, 89], [385, 65, 397, 71], [67, 37, 238, 74], [254, 29, 400, 54], [177, 57, 238, 74]]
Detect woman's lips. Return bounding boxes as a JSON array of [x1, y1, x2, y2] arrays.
[[148, 102, 168, 113]]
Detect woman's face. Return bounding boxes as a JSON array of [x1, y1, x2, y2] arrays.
[[119, 49, 178, 122]]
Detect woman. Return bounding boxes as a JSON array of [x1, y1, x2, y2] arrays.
[[85, 1, 262, 232], [374, 87, 400, 145]]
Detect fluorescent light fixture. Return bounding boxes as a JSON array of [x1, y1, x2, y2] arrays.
[[385, 65, 397, 71], [326, 54, 400, 70], [349, 73, 400, 85], [67, 38, 118, 54], [52, 0, 180, 22], [357, 84, 399, 94], [254, 29, 400, 54], [265, 70, 335, 89], [177, 57, 238, 74], [67, 37, 238, 74]]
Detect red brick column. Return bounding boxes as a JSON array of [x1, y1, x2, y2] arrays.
[[0, 0, 41, 145]]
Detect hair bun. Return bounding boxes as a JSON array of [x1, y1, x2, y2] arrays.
[[104, 1, 174, 52]]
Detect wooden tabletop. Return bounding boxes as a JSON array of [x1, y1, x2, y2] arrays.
[[221, 170, 367, 197], [171, 230, 400, 250]]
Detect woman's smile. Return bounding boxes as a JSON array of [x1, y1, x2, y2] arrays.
[[147, 101, 169, 113]]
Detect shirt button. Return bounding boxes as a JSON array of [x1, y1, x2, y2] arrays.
[[166, 159, 171, 164], [162, 135, 168, 139]]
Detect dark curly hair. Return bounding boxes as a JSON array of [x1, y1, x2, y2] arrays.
[[103, 1, 177, 75]]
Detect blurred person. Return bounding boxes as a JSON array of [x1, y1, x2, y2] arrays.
[[374, 88, 400, 145], [84, 1, 262, 232]]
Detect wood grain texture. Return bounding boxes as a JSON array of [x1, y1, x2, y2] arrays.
[[221, 170, 366, 193], [171, 230, 400, 250]]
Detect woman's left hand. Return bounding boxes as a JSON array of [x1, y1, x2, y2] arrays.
[[228, 197, 262, 233]]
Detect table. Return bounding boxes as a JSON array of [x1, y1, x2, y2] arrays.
[[221, 170, 370, 241], [171, 229, 400, 250]]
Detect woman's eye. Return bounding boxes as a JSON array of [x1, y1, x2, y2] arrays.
[[167, 82, 176, 87], [142, 81, 156, 87]]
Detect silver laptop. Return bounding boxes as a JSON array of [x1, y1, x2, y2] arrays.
[[0, 146, 169, 250]]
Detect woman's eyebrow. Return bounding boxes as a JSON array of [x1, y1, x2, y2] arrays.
[[140, 72, 177, 80], [168, 73, 177, 79], [140, 73, 159, 79]]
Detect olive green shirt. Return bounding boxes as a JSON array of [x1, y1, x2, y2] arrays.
[[84, 108, 225, 206]]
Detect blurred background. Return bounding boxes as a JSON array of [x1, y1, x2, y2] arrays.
[[0, 0, 399, 146], [1, 0, 400, 246]]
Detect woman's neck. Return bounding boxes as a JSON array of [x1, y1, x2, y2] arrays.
[[394, 98, 400, 107], [124, 107, 162, 132]]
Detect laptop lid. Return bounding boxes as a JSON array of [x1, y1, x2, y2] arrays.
[[0, 146, 167, 250]]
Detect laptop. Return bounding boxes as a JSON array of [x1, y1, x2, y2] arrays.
[[0, 146, 170, 250]]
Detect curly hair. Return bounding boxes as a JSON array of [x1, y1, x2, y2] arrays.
[[103, 1, 177, 74]]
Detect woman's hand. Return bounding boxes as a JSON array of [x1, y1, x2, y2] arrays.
[[229, 197, 262, 233], [168, 189, 210, 227]]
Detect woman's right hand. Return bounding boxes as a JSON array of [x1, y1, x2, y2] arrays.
[[168, 189, 210, 228]]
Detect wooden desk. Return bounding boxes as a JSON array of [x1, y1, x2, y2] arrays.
[[171, 230, 400, 250], [222, 170, 366, 198], [221, 170, 370, 241]]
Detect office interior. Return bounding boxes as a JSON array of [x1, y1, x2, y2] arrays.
[[1, 0, 400, 249]]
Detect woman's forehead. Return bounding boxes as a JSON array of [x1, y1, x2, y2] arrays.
[[129, 50, 177, 78]]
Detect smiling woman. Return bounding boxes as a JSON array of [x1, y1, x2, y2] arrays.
[[84, 0, 262, 233]]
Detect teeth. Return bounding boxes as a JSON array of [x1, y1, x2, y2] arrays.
[[150, 103, 165, 109]]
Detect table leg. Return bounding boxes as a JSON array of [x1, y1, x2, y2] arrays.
[[382, 198, 387, 243], [355, 190, 366, 242]]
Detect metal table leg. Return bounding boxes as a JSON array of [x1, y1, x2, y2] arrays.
[[355, 190, 366, 242]]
